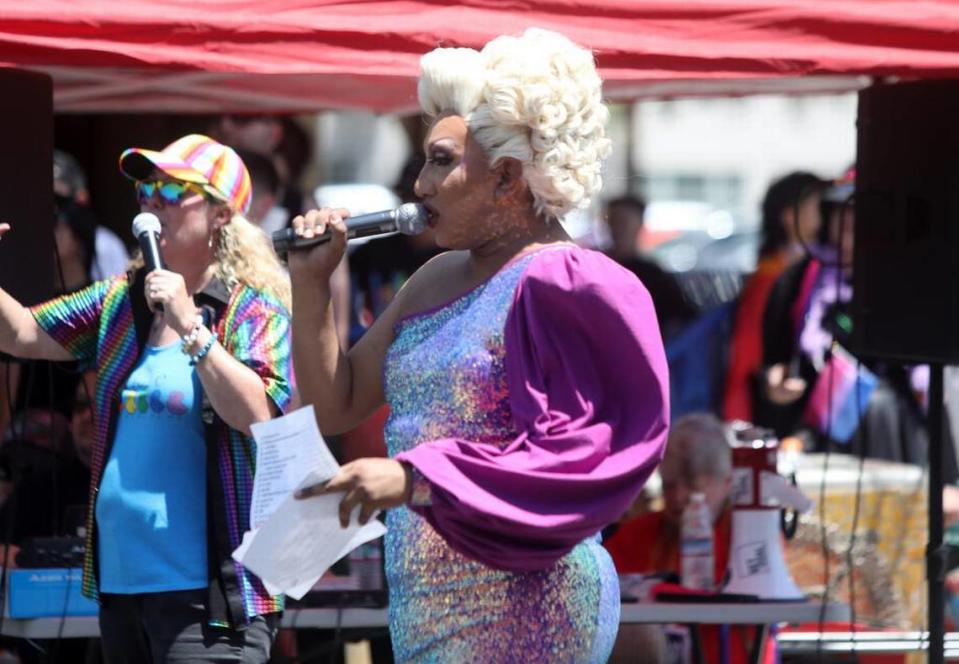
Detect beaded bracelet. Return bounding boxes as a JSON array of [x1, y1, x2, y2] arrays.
[[183, 325, 209, 357], [180, 314, 204, 354], [189, 331, 216, 366]]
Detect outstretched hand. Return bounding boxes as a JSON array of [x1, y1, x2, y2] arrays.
[[295, 458, 413, 527], [0, 223, 10, 239]]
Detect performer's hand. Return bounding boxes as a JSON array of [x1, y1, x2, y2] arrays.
[[0, 223, 10, 240], [287, 207, 350, 284], [145, 269, 198, 335], [295, 458, 413, 527]]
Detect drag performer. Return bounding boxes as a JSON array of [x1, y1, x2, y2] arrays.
[[0, 135, 292, 663], [291, 29, 669, 662]]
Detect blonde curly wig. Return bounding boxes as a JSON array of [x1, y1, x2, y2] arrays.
[[417, 28, 612, 221]]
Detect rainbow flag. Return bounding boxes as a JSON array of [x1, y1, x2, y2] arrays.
[[803, 344, 878, 444]]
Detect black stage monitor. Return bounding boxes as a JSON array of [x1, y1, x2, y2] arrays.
[[0, 68, 54, 306], [291, 537, 387, 609], [852, 80, 959, 364]]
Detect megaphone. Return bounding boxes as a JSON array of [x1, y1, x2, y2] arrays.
[[723, 430, 813, 600]]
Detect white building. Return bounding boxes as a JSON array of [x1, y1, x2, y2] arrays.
[[623, 93, 858, 229]]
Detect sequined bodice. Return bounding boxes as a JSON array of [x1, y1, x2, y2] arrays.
[[383, 256, 530, 455]]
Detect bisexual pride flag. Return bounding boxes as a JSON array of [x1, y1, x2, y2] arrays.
[[803, 344, 878, 444]]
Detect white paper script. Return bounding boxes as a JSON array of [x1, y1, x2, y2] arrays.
[[234, 406, 387, 599], [248, 405, 339, 529]]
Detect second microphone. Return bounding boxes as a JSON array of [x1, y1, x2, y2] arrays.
[[272, 203, 428, 254]]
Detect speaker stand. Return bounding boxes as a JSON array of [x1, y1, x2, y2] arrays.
[[929, 365, 947, 664]]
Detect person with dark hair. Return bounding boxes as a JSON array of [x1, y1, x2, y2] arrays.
[[275, 117, 313, 218], [723, 171, 827, 423], [603, 195, 695, 340], [53, 149, 130, 281], [219, 116, 351, 346], [758, 168, 952, 473], [347, 154, 439, 345], [52, 188, 98, 292], [605, 194, 646, 253], [755, 172, 826, 260], [216, 115, 312, 223], [0, 153, 110, 444], [235, 148, 282, 233], [218, 115, 283, 156]]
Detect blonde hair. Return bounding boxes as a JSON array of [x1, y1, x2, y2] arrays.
[[215, 212, 291, 310], [417, 28, 612, 221]]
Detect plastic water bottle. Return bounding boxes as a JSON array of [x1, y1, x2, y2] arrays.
[[680, 492, 714, 592]]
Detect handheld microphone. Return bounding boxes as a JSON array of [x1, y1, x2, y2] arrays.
[[132, 212, 164, 311], [272, 203, 428, 254], [132, 212, 164, 272]]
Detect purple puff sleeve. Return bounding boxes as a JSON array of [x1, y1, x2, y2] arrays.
[[395, 247, 670, 571]]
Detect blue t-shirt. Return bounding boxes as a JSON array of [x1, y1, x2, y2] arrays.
[[96, 341, 208, 593]]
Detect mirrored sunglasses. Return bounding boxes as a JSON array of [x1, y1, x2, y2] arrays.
[[136, 179, 209, 206]]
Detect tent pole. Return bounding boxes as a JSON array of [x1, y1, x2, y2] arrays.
[[626, 102, 637, 194], [929, 363, 946, 664]]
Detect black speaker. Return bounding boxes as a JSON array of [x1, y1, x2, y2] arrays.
[[0, 68, 53, 306], [852, 80, 959, 364]]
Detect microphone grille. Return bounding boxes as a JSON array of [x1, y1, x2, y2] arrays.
[[395, 203, 428, 236], [132, 212, 162, 237]]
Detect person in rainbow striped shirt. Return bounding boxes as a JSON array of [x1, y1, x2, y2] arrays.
[[0, 134, 292, 664]]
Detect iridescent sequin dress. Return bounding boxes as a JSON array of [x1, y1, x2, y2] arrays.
[[385, 246, 670, 663]]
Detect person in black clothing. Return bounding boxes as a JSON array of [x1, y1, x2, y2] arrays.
[[759, 173, 957, 479], [603, 195, 695, 340]]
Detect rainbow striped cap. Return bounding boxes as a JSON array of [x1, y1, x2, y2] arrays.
[[118, 134, 252, 215]]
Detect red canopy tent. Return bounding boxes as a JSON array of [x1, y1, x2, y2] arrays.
[[1, 0, 958, 113]]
